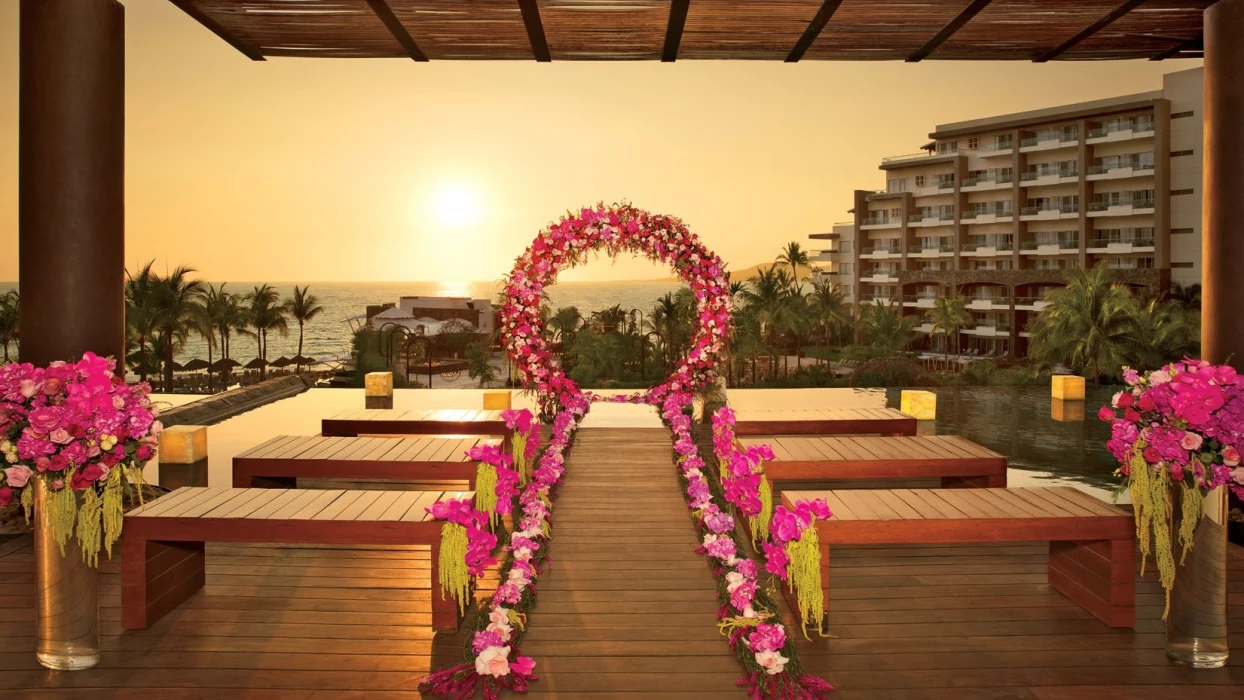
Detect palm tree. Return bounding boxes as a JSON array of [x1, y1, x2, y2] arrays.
[[547, 306, 583, 343], [124, 261, 160, 382], [286, 285, 325, 373], [741, 266, 802, 369], [1130, 296, 1199, 371], [806, 279, 851, 365], [1027, 263, 1144, 382], [776, 241, 811, 291], [1169, 282, 1202, 311], [856, 299, 918, 355], [245, 284, 289, 381], [925, 295, 973, 359], [149, 266, 206, 391], [0, 290, 20, 362], [199, 283, 236, 389]]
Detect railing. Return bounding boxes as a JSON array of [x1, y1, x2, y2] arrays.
[[1088, 157, 1155, 175], [882, 151, 939, 163], [1022, 169, 1077, 181], [936, 180, 956, 191], [861, 217, 895, 226], [910, 211, 954, 223], [1089, 198, 1155, 211], [1014, 296, 1050, 306], [860, 295, 896, 303], [962, 241, 1014, 252], [1021, 239, 1079, 250], [977, 141, 1013, 154], [1088, 120, 1155, 139], [1021, 132, 1078, 147], [963, 208, 1013, 221], [1086, 238, 1156, 248], [902, 294, 941, 303], [1021, 204, 1079, 215], [968, 296, 1012, 305], [861, 245, 902, 255], [909, 243, 956, 253]]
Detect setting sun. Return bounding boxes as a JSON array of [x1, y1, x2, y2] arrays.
[[431, 182, 480, 229]]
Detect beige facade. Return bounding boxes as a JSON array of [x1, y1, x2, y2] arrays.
[[830, 68, 1203, 357], [810, 222, 856, 303]]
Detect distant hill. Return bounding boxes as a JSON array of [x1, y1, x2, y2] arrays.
[[727, 262, 818, 282]]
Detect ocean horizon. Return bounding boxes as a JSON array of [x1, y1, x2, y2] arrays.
[[0, 279, 683, 365]]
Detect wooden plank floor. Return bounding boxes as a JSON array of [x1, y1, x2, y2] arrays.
[[0, 426, 1241, 697]]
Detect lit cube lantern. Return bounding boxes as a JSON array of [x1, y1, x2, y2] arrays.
[[1051, 398, 1085, 422], [900, 390, 937, 420], [158, 425, 207, 465], [1051, 375, 1086, 401], [364, 371, 394, 398], [483, 390, 512, 410]]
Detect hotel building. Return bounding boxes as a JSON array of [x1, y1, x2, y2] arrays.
[[826, 67, 1203, 357]]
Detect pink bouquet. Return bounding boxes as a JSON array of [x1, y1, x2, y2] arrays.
[[1099, 358, 1244, 616], [0, 353, 161, 565]]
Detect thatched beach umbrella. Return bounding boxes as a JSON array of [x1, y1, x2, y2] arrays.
[[270, 356, 293, 368], [168, 360, 185, 372], [210, 358, 241, 373], [243, 358, 267, 371], [182, 358, 211, 372]]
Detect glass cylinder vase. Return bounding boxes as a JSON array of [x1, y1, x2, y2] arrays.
[[33, 479, 100, 671], [1165, 484, 1230, 669]]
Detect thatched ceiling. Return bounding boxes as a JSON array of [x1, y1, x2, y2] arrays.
[[170, 0, 1210, 63]]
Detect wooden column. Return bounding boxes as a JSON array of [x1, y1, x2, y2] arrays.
[[1203, 0, 1244, 368], [19, 0, 126, 367]]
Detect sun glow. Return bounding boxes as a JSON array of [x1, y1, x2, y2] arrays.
[[431, 183, 480, 228]]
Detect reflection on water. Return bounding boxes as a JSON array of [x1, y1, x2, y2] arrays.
[[153, 385, 1121, 500], [728, 385, 1120, 498]]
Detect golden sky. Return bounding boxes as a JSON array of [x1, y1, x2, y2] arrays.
[[0, 1, 1200, 284]]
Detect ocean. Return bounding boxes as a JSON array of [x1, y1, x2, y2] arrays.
[[0, 280, 682, 366]]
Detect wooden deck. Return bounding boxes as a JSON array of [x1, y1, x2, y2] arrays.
[[233, 435, 500, 488], [744, 435, 1008, 488], [733, 408, 917, 437], [321, 409, 509, 438], [0, 427, 1242, 697]]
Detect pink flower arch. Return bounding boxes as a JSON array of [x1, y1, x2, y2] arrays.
[[498, 203, 731, 415]]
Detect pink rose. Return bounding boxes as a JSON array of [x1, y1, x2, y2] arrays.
[[1180, 432, 1203, 451], [19, 380, 38, 398], [473, 645, 511, 678], [3, 465, 33, 488], [1223, 446, 1240, 467], [1231, 467, 1244, 485], [27, 407, 61, 434], [49, 428, 72, 445], [1097, 406, 1115, 422]]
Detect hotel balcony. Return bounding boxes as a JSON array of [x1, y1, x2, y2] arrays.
[[1020, 204, 1079, 221], [902, 294, 939, 309], [1020, 169, 1079, 187], [1086, 164, 1156, 183], [1086, 119, 1156, 144], [859, 293, 899, 304], [860, 271, 901, 284], [811, 248, 846, 263], [961, 240, 1015, 257], [961, 174, 1014, 192], [1086, 237, 1156, 254], [880, 148, 964, 168], [860, 244, 902, 260], [962, 324, 1012, 337], [1015, 296, 1053, 311], [966, 296, 1012, 311], [975, 141, 1014, 157], [914, 321, 937, 334], [1019, 132, 1078, 153], [961, 208, 1014, 224], [1087, 198, 1156, 217], [908, 243, 956, 258], [908, 211, 955, 227], [1020, 239, 1080, 256], [860, 215, 902, 230]]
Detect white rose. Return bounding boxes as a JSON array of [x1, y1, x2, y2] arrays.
[[755, 650, 789, 676], [474, 645, 511, 678]]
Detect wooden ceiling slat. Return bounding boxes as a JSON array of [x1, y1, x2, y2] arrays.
[[1152, 33, 1203, 59], [907, 0, 996, 62], [518, 0, 551, 62], [662, 0, 691, 62], [169, 0, 1213, 62], [364, 0, 428, 61], [786, 0, 847, 62]]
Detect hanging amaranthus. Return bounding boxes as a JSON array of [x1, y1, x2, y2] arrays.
[[437, 522, 471, 616], [786, 526, 824, 638]]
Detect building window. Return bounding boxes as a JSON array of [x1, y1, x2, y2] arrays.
[[1171, 228, 1195, 234], [1171, 150, 1194, 157], [840, 241, 853, 254], [887, 178, 909, 193], [915, 175, 926, 188], [1172, 111, 1195, 119], [840, 263, 853, 275], [890, 207, 902, 218], [1171, 189, 1195, 196], [967, 137, 979, 150], [1171, 262, 1195, 268]]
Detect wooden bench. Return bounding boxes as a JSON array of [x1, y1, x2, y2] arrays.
[[121, 487, 471, 632], [321, 408, 510, 441], [232, 435, 500, 489], [742, 435, 1007, 489], [733, 408, 916, 437], [779, 487, 1136, 631]]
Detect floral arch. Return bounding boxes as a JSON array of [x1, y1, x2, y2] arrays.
[[497, 203, 732, 415]]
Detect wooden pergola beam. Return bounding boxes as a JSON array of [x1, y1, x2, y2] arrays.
[[365, 0, 428, 61], [1151, 33, 1203, 60], [1034, 0, 1145, 62], [662, 0, 691, 62], [168, 0, 265, 61], [786, 0, 846, 63], [518, 0, 552, 62], [907, 0, 994, 62]]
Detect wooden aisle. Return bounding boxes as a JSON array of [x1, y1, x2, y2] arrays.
[[520, 427, 741, 699]]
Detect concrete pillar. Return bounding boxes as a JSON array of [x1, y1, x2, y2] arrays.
[[19, 0, 125, 367], [1203, 0, 1244, 368]]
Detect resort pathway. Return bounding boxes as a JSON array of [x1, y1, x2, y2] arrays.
[[521, 427, 741, 699]]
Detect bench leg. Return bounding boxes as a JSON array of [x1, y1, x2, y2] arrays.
[[121, 535, 205, 630], [1048, 539, 1135, 628], [780, 542, 830, 635], [429, 534, 463, 633]]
